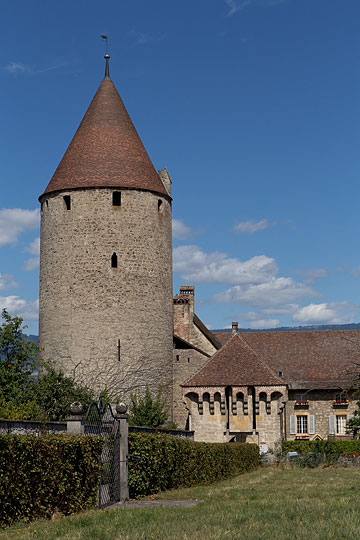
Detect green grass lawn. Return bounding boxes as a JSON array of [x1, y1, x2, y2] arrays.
[[2, 466, 360, 540]]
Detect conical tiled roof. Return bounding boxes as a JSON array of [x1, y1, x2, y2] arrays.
[[40, 77, 168, 198]]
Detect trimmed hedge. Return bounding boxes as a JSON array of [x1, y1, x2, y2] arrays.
[[282, 439, 360, 457], [128, 432, 259, 498], [0, 434, 103, 527]]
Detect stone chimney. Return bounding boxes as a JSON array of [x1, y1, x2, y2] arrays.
[[173, 286, 195, 342], [232, 321, 238, 335]]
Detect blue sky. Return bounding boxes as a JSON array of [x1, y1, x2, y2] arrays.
[[1, 0, 360, 334]]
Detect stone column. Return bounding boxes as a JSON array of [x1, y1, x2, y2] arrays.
[[66, 402, 84, 434], [116, 403, 129, 503]]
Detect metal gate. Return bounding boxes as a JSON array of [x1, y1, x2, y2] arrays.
[[84, 401, 120, 508]]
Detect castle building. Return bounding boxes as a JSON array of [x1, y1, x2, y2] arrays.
[[39, 57, 360, 446], [39, 56, 174, 407]]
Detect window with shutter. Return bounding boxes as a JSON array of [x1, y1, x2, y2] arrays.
[[290, 415, 296, 435], [329, 414, 335, 435], [309, 415, 315, 435]]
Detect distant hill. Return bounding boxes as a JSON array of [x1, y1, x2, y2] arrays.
[[213, 323, 360, 333], [25, 334, 39, 345]]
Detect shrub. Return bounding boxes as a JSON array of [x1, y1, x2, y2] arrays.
[[282, 439, 360, 459], [129, 385, 168, 427], [128, 432, 259, 498], [0, 434, 103, 527]]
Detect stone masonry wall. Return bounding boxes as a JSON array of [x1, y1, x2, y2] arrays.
[[285, 389, 357, 441], [173, 349, 210, 429], [39, 187, 174, 414]]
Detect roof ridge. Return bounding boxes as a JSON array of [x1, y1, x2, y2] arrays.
[[237, 334, 284, 384], [181, 331, 236, 386]]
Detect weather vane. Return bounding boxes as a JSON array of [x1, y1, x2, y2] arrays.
[[100, 35, 110, 79]]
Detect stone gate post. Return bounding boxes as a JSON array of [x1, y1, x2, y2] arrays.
[[116, 403, 129, 503], [66, 402, 84, 434]]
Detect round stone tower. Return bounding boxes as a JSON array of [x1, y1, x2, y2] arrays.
[[38, 57, 173, 409]]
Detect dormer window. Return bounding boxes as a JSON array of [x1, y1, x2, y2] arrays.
[[113, 192, 121, 206]]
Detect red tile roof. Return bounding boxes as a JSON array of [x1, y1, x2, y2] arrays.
[[40, 78, 169, 199], [184, 334, 283, 387], [184, 330, 360, 389]]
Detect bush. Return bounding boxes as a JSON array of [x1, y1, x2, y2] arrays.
[[282, 439, 360, 459], [129, 385, 168, 427], [128, 433, 259, 498], [0, 434, 103, 527]]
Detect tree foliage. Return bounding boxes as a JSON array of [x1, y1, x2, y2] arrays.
[[0, 309, 94, 421], [0, 309, 38, 405], [129, 385, 168, 427]]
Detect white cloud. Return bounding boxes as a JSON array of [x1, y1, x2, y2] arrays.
[[293, 268, 328, 279], [23, 237, 40, 270], [24, 237, 40, 256], [0, 209, 40, 247], [0, 274, 19, 291], [225, 0, 253, 16], [225, 0, 287, 16], [352, 266, 360, 277], [249, 318, 279, 329], [0, 296, 39, 321], [215, 277, 318, 307], [173, 245, 277, 284], [5, 62, 28, 73], [172, 219, 191, 241], [24, 258, 40, 271], [233, 219, 270, 234], [261, 304, 298, 315], [292, 302, 357, 325]]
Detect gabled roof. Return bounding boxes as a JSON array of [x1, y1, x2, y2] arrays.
[[240, 330, 360, 389], [173, 334, 211, 357], [183, 333, 283, 387], [183, 330, 360, 390], [193, 314, 221, 350], [40, 77, 168, 199]]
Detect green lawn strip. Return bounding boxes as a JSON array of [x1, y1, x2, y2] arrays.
[[2, 467, 360, 540]]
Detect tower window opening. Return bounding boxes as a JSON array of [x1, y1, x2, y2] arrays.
[[158, 199, 163, 212], [111, 253, 118, 268], [113, 191, 121, 206], [46, 200, 48, 207], [63, 195, 71, 210]]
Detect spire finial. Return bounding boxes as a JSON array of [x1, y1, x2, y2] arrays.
[[100, 35, 110, 79]]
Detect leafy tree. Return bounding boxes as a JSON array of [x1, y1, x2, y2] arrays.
[[0, 309, 94, 421], [129, 385, 169, 427], [27, 362, 94, 421], [0, 309, 38, 405]]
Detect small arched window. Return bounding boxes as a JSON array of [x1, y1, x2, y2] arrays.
[[113, 192, 121, 206], [111, 253, 118, 268], [158, 199, 163, 212]]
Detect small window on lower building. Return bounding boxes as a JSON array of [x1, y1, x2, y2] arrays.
[[335, 393, 347, 403], [113, 192, 121, 206], [336, 415, 347, 435], [297, 415, 308, 434]]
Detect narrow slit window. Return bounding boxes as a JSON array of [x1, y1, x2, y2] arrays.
[[113, 191, 121, 206], [63, 195, 71, 210], [111, 253, 118, 268], [158, 199, 163, 212]]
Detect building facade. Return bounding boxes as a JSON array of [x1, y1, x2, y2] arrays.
[[39, 59, 360, 445]]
